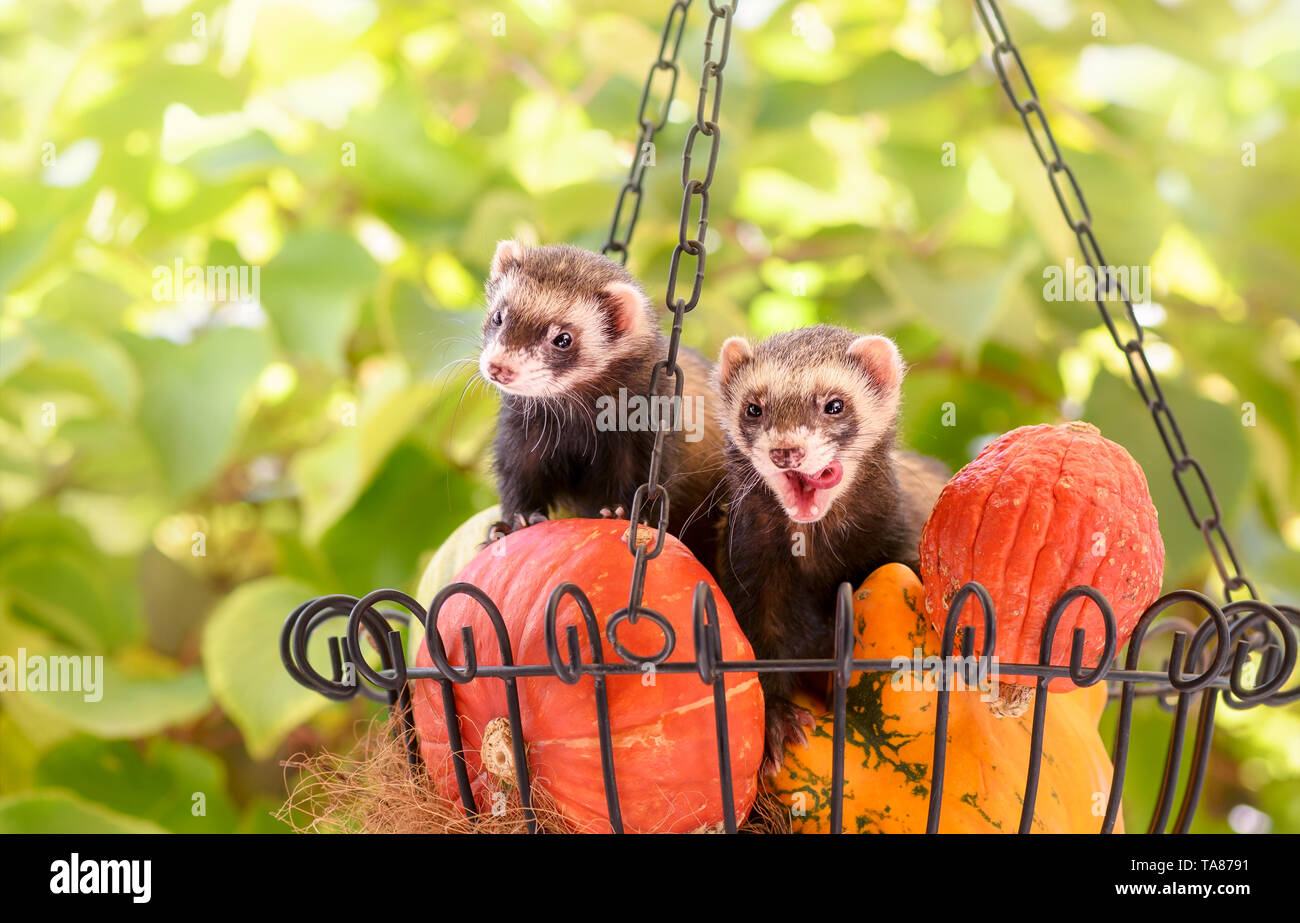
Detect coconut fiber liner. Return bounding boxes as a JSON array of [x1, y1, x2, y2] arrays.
[[279, 713, 790, 834]]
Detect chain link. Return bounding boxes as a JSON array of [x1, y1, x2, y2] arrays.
[[973, 0, 1256, 603], [609, 1, 737, 630], [602, 1, 693, 264]]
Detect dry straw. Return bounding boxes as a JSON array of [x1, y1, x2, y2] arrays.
[[279, 713, 790, 834]]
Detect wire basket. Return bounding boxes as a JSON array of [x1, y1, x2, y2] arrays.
[[278, 0, 1299, 834]]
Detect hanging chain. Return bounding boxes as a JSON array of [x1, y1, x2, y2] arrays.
[[602, 0, 694, 264], [973, 0, 1257, 604], [612, 1, 737, 631]]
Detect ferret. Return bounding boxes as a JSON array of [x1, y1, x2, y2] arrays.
[[478, 241, 726, 562], [713, 324, 950, 774]]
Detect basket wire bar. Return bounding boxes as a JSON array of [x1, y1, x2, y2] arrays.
[[277, 0, 1299, 834]]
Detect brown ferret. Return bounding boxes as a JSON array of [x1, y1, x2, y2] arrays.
[[713, 324, 950, 774], [478, 241, 726, 563]]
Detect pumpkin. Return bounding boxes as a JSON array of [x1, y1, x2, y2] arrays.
[[919, 421, 1164, 715], [410, 518, 764, 833], [768, 563, 1121, 833]]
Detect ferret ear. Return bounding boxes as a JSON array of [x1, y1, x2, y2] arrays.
[[718, 336, 754, 386], [847, 335, 904, 395], [598, 282, 650, 337], [490, 240, 525, 280]]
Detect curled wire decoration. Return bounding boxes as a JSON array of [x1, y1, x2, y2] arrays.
[[1018, 586, 1117, 833], [278, 593, 421, 764], [281, 594, 406, 701], [1043, 585, 1119, 689], [927, 580, 999, 834], [423, 581, 538, 832], [828, 582, 855, 835], [1221, 600, 1298, 705], [544, 583, 603, 685], [273, 0, 1298, 836], [346, 589, 425, 690], [693, 581, 738, 832], [545, 582, 625, 831], [1102, 590, 1230, 834], [1264, 605, 1300, 706]]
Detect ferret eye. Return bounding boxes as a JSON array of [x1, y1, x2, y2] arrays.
[[825, 399, 844, 415], [745, 403, 763, 418], [491, 310, 503, 326], [552, 331, 573, 349]]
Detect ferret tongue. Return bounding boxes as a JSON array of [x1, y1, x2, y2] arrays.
[[783, 461, 843, 519], [804, 461, 843, 490]]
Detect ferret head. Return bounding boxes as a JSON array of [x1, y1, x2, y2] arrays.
[[715, 325, 904, 524], [479, 240, 658, 399]]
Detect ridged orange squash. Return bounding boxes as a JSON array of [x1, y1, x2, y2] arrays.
[[410, 518, 764, 833], [767, 563, 1121, 833], [919, 421, 1164, 715]]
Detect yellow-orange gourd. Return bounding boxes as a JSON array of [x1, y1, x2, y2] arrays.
[[767, 563, 1122, 833]]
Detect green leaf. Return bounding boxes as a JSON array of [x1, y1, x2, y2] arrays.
[[37, 271, 134, 333], [343, 82, 484, 218], [319, 443, 482, 594], [259, 229, 378, 368], [18, 315, 141, 414], [201, 576, 327, 760], [875, 244, 1041, 362], [1, 548, 139, 650], [0, 791, 167, 834], [238, 797, 294, 834], [35, 737, 238, 833], [757, 52, 961, 125], [58, 417, 164, 494], [119, 326, 272, 497], [0, 646, 213, 741], [383, 278, 481, 379], [414, 505, 502, 609], [0, 507, 143, 651], [292, 364, 438, 541], [0, 328, 36, 385]]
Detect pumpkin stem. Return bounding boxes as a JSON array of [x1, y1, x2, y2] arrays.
[[1063, 421, 1099, 435], [621, 524, 655, 550], [480, 716, 517, 786], [989, 683, 1034, 718]]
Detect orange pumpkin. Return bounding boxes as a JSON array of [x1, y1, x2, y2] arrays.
[[410, 518, 764, 833], [919, 421, 1164, 714], [768, 563, 1121, 833]]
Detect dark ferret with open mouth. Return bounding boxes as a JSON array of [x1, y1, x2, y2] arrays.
[[713, 324, 950, 774], [478, 240, 725, 562]]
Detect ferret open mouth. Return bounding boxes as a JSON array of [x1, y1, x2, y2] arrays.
[[777, 461, 844, 522]]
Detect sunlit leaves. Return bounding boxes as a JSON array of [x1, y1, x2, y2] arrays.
[[201, 577, 327, 760], [259, 229, 378, 367], [119, 327, 271, 497], [0, 791, 168, 834]]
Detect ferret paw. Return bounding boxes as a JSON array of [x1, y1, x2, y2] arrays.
[[483, 510, 547, 545], [760, 699, 815, 778], [597, 505, 628, 520]]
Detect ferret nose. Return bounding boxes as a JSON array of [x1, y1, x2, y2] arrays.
[[769, 447, 805, 469], [487, 362, 515, 384]]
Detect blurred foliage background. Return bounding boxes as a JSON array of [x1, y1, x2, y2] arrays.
[[1, 0, 1297, 834]]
